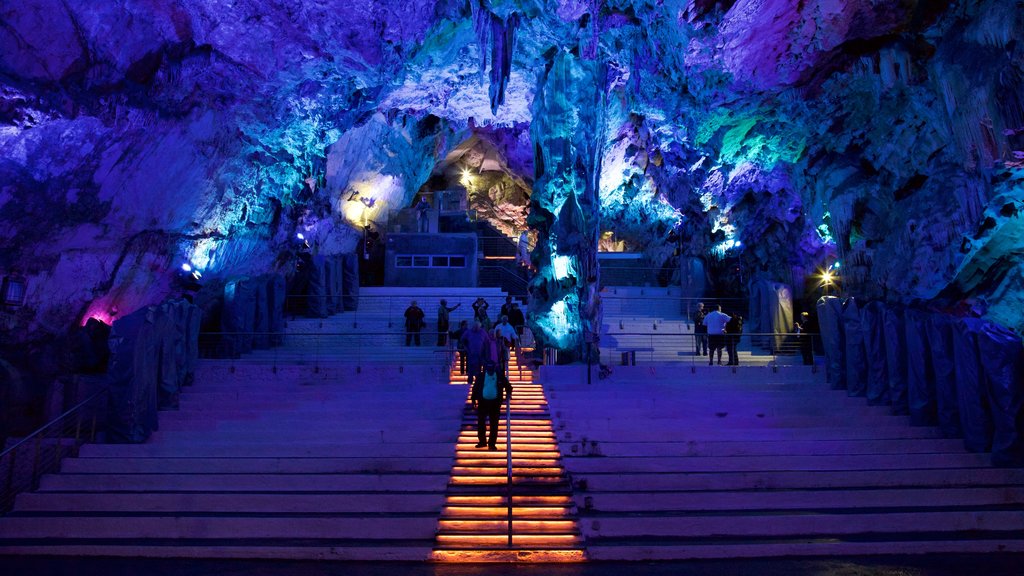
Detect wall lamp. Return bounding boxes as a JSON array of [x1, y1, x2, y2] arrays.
[[1, 276, 26, 307]]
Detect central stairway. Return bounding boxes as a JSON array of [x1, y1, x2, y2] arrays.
[[431, 348, 585, 562]]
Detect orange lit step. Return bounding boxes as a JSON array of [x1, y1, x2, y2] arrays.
[[441, 506, 573, 518], [430, 549, 585, 562], [451, 467, 565, 476], [455, 449, 562, 457], [457, 459, 561, 468], [449, 476, 568, 486], [445, 495, 573, 506], [454, 444, 559, 452], [436, 534, 582, 547], [438, 520, 577, 533]]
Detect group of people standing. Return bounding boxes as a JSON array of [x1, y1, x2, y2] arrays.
[[403, 296, 525, 347], [693, 302, 744, 366]]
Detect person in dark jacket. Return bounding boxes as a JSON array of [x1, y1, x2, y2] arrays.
[[795, 311, 817, 365], [508, 302, 526, 337], [471, 361, 513, 450], [436, 299, 461, 346], [725, 313, 743, 366], [460, 320, 490, 388], [693, 302, 708, 356], [404, 300, 425, 346], [451, 320, 469, 374]]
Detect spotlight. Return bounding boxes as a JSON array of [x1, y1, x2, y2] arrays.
[[296, 232, 305, 241], [822, 271, 834, 284], [181, 263, 193, 273]]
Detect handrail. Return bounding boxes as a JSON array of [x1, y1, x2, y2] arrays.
[[505, 358, 513, 547], [1, 385, 109, 513], [0, 385, 109, 461]]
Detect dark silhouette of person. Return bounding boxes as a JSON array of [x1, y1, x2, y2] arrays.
[[436, 299, 461, 346], [499, 296, 514, 319], [472, 297, 490, 328], [508, 302, 526, 337], [796, 311, 817, 365], [460, 320, 490, 388], [693, 302, 708, 356], [451, 320, 469, 374], [726, 312, 743, 366], [472, 361, 512, 450], [414, 197, 431, 232], [404, 300, 425, 346]]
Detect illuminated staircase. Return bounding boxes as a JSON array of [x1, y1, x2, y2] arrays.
[[431, 348, 585, 562]]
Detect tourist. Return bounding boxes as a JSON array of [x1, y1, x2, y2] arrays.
[[515, 231, 531, 268], [796, 311, 817, 365], [414, 196, 431, 232], [472, 360, 512, 450], [460, 320, 490, 388], [704, 305, 730, 366], [693, 302, 708, 356], [499, 295, 514, 319], [472, 296, 490, 328], [451, 320, 469, 374], [726, 312, 744, 366], [404, 300, 425, 346], [508, 302, 526, 337], [493, 315, 520, 369], [436, 298, 461, 346]]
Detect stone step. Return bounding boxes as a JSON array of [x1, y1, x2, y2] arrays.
[[80, 443, 457, 458], [562, 452, 989, 473], [37, 473, 450, 493], [583, 540, 1024, 561], [0, 516, 438, 540], [575, 486, 1024, 513], [13, 492, 445, 514], [555, 438, 967, 457], [551, 425, 945, 441], [60, 457, 453, 475], [571, 468, 1024, 492], [580, 510, 1024, 539]]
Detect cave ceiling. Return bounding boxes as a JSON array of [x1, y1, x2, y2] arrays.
[[0, 0, 1022, 338]]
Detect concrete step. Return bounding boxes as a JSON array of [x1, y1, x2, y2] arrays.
[[79, 443, 457, 458], [562, 452, 990, 473], [583, 539, 1024, 561], [570, 468, 1024, 492], [13, 492, 446, 514], [580, 510, 1024, 538], [576, 486, 1024, 513], [0, 516, 438, 540], [60, 457, 453, 475], [37, 473, 451, 493], [554, 438, 968, 457]]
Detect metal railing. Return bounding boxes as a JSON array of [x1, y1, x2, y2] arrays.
[[593, 331, 820, 368], [282, 294, 522, 332], [1, 386, 109, 514], [198, 330, 459, 372]]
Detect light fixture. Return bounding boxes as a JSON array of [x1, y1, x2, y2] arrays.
[[181, 263, 193, 273], [1, 276, 26, 307], [296, 232, 305, 241]]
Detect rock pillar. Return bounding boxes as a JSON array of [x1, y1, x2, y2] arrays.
[[527, 51, 605, 361]]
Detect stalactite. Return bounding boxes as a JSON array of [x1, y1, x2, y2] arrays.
[[470, 1, 519, 115]]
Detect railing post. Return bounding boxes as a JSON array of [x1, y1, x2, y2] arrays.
[[4, 449, 15, 507], [31, 436, 41, 490]]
